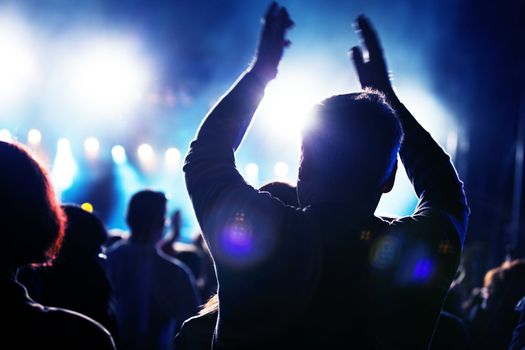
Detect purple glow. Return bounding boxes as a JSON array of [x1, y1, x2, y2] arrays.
[[220, 212, 254, 257], [413, 258, 433, 281]]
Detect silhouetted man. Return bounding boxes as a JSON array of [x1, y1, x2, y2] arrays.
[[106, 190, 200, 350], [184, 3, 468, 348]]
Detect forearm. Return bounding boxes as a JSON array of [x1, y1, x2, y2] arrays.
[[193, 69, 268, 152], [388, 93, 469, 239]]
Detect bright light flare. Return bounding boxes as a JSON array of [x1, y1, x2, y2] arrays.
[[165, 147, 180, 166], [0, 129, 12, 142], [84, 137, 100, 156], [137, 143, 154, 163], [112, 145, 127, 165], [273, 162, 289, 178], [256, 74, 323, 142], [63, 37, 152, 116], [245, 163, 259, 177], [27, 129, 42, 144], [0, 14, 39, 107], [52, 138, 78, 191]]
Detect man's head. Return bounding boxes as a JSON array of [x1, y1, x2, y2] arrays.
[[297, 91, 402, 208], [0, 141, 66, 271], [126, 190, 167, 244]]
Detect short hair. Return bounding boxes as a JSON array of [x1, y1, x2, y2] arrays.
[[61, 204, 108, 259], [126, 190, 167, 243], [298, 91, 402, 202], [0, 141, 66, 269], [259, 181, 298, 207]]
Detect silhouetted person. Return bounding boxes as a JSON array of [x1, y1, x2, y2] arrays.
[[0, 141, 115, 349], [174, 181, 298, 350], [184, 3, 468, 349], [21, 204, 118, 339], [509, 296, 525, 350], [159, 210, 203, 285], [467, 259, 525, 350], [430, 311, 470, 350], [105, 190, 200, 350]]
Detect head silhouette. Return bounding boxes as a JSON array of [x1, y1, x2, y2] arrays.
[[297, 91, 402, 209], [0, 141, 65, 271], [126, 190, 167, 244], [259, 181, 299, 207], [60, 204, 108, 261]]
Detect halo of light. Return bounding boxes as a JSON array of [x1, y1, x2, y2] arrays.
[[165, 147, 180, 165], [111, 145, 126, 164], [137, 143, 154, 163], [52, 138, 78, 191], [84, 137, 100, 155], [273, 162, 289, 178], [27, 129, 41, 144], [63, 37, 152, 116], [245, 163, 259, 177], [0, 14, 39, 108], [0, 129, 12, 142]]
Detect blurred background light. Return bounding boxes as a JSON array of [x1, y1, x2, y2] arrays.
[[61, 37, 153, 117], [0, 129, 12, 142], [27, 128, 42, 144], [0, 13, 39, 109], [84, 137, 100, 157], [111, 145, 127, 165], [245, 162, 259, 178], [137, 143, 154, 163], [81, 202, 94, 213], [165, 147, 180, 166], [273, 162, 289, 178], [51, 138, 78, 192]]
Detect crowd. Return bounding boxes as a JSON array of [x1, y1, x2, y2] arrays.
[[1, 2, 524, 349]]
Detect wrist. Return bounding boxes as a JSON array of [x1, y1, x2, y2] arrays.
[[250, 60, 278, 85]]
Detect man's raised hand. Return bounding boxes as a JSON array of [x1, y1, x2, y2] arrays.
[[252, 2, 294, 82], [351, 16, 396, 99]]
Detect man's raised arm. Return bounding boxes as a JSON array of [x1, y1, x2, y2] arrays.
[[351, 15, 469, 244], [183, 2, 293, 256]]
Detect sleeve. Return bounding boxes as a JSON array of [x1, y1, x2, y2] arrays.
[[173, 265, 201, 327], [366, 99, 469, 349], [183, 70, 319, 343], [394, 101, 469, 245], [183, 69, 294, 292]]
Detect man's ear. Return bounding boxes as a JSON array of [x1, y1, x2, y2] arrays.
[[382, 159, 398, 193]]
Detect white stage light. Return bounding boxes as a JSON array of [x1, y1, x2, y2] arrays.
[[112, 145, 127, 165], [273, 162, 289, 178], [0, 129, 12, 142], [0, 14, 39, 108], [63, 37, 152, 116], [256, 73, 324, 141], [165, 147, 180, 165], [27, 129, 41, 144], [245, 163, 259, 177], [137, 143, 154, 162], [52, 138, 78, 191], [85, 137, 100, 156]]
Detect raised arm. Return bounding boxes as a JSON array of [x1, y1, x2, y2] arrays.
[[351, 16, 469, 244], [183, 3, 294, 268]]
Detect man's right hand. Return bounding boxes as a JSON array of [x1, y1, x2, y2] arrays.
[[252, 2, 294, 83], [351, 16, 397, 102]]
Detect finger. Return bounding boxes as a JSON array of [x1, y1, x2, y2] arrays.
[[282, 7, 294, 29], [351, 46, 365, 73], [264, 1, 278, 23], [356, 15, 383, 60], [275, 7, 290, 40]]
